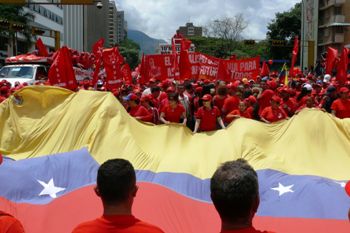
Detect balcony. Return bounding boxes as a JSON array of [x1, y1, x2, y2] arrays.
[[318, 33, 344, 45], [319, 15, 348, 28], [320, 0, 345, 10]]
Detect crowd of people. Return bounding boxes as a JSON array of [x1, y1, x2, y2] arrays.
[[1, 70, 350, 132], [114, 72, 350, 132]]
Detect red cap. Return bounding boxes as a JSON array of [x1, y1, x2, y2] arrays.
[[166, 86, 176, 93], [271, 95, 281, 103], [202, 94, 212, 101], [149, 78, 157, 83], [195, 86, 203, 93], [128, 93, 139, 101], [141, 94, 152, 102], [0, 153, 2, 165], [247, 95, 257, 104], [339, 87, 349, 93]]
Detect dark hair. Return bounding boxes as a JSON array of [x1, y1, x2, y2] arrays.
[[168, 92, 179, 101], [151, 86, 161, 93], [217, 86, 228, 96], [210, 159, 259, 222], [97, 159, 136, 204]]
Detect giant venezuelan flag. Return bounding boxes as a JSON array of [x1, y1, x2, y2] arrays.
[[0, 86, 349, 233]]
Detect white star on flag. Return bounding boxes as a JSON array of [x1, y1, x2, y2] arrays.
[[37, 178, 66, 199], [271, 183, 294, 196], [334, 181, 346, 188]]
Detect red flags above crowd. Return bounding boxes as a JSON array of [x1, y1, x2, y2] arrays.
[[289, 36, 299, 77], [35, 38, 49, 57], [121, 63, 132, 84], [325, 47, 338, 75], [260, 61, 270, 77], [102, 47, 123, 90], [179, 38, 192, 80], [336, 47, 349, 84], [48, 46, 77, 90], [91, 38, 104, 86]]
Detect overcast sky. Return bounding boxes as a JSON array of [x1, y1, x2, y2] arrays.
[[116, 0, 300, 41]]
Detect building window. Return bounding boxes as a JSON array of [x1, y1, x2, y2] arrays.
[[334, 7, 342, 15]]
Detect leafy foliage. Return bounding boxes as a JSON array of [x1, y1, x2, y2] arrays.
[[266, 3, 301, 60], [118, 39, 140, 69], [0, 4, 34, 53]]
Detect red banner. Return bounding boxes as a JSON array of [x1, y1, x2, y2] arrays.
[[222, 56, 260, 81], [141, 53, 260, 82], [102, 47, 123, 90]]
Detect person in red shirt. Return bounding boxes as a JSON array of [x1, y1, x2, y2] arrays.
[[280, 88, 297, 117], [331, 87, 350, 119], [0, 211, 25, 233], [194, 94, 225, 133], [126, 94, 152, 122], [211, 159, 273, 233], [222, 86, 240, 122], [140, 95, 159, 124], [159, 93, 186, 125], [257, 81, 274, 115], [226, 101, 252, 123], [72, 159, 164, 233], [260, 96, 288, 123], [213, 86, 228, 114]]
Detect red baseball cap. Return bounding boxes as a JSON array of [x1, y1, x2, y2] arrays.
[[271, 95, 281, 103], [339, 87, 349, 93], [202, 94, 212, 101]]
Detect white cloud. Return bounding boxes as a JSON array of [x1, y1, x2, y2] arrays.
[[116, 0, 300, 40]]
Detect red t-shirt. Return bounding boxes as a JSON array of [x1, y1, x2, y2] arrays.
[[228, 109, 252, 119], [331, 98, 350, 119], [281, 98, 297, 116], [222, 96, 240, 114], [221, 226, 272, 233], [258, 89, 274, 114], [129, 105, 152, 122], [213, 95, 227, 112], [0, 211, 25, 233], [260, 106, 288, 123], [72, 215, 164, 233], [160, 104, 185, 123], [196, 106, 221, 131]]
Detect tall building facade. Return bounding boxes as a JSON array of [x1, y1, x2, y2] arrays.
[[301, 0, 350, 69], [24, 3, 64, 51], [178, 22, 202, 37], [108, 0, 118, 47], [116, 10, 127, 44]]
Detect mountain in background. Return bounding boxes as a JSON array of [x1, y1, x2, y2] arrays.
[[127, 29, 167, 55]]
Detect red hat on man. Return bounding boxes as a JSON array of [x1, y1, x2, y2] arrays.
[[271, 95, 281, 103], [339, 87, 349, 94], [202, 94, 212, 102]]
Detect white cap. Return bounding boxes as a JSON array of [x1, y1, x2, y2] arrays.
[[323, 74, 331, 83]]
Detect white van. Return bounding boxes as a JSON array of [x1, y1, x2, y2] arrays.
[[0, 64, 48, 87]]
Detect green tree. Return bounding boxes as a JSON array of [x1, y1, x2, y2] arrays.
[[0, 4, 34, 55], [189, 36, 268, 60], [118, 39, 140, 70], [266, 3, 301, 60]]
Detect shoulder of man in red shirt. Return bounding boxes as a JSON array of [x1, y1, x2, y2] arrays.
[[0, 211, 25, 233], [222, 96, 240, 114], [72, 215, 164, 233]]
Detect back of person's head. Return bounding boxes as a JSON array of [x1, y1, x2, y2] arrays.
[[97, 159, 136, 204], [210, 159, 259, 223]]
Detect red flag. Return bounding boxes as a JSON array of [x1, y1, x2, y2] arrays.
[[181, 38, 192, 51], [121, 63, 132, 84], [179, 50, 191, 80], [336, 47, 349, 84], [326, 47, 338, 75], [172, 38, 178, 73], [91, 39, 104, 86], [102, 47, 123, 90], [36, 38, 49, 57], [48, 47, 77, 90], [289, 36, 299, 77], [260, 61, 270, 77], [139, 54, 148, 84]]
